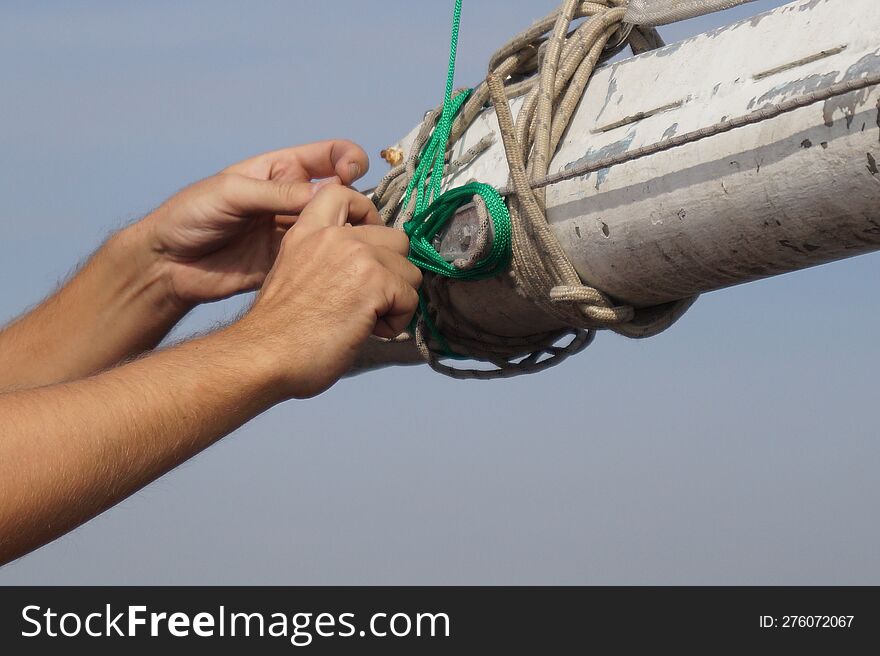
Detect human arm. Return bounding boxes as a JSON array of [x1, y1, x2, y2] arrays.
[[0, 186, 421, 566], [0, 141, 369, 392]]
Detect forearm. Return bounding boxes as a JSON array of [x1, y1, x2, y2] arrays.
[[0, 322, 283, 565], [0, 222, 188, 392]]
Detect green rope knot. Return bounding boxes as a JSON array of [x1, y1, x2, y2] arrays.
[[405, 182, 511, 280]]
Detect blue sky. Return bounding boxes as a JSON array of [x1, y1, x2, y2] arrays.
[[1, 0, 878, 584]]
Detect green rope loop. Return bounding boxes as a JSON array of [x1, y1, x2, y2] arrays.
[[401, 0, 513, 357], [405, 182, 511, 280]]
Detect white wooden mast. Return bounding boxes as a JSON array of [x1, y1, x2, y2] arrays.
[[355, 0, 880, 373]]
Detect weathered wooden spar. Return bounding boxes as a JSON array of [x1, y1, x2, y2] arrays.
[[355, 0, 880, 373]]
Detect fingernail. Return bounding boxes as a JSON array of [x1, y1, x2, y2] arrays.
[[349, 162, 362, 181]]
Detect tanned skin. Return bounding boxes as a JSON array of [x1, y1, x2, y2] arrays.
[[0, 141, 422, 566]]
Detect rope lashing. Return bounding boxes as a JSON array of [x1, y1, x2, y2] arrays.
[[405, 182, 513, 360], [399, 0, 514, 354], [405, 182, 511, 280], [625, 0, 758, 26], [378, 0, 696, 379]]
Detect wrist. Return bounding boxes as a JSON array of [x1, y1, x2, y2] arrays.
[[108, 218, 194, 319], [211, 318, 292, 406]]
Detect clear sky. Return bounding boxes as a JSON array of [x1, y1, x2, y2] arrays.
[[1, 0, 877, 584]]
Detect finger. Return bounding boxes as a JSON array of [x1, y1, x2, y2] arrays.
[[294, 186, 380, 237], [347, 225, 411, 257], [370, 246, 423, 290], [373, 275, 420, 339], [223, 140, 370, 186], [303, 140, 370, 185], [355, 197, 383, 226], [216, 174, 318, 216], [312, 175, 342, 193], [270, 176, 356, 230]]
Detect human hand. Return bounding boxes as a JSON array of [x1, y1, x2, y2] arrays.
[[236, 185, 422, 399], [140, 140, 370, 307]]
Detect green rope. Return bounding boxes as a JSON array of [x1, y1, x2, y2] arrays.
[[406, 182, 511, 280], [402, 0, 512, 356]]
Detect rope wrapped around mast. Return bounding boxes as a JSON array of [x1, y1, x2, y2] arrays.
[[373, 0, 695, 379], [625, 0, 758, 26]]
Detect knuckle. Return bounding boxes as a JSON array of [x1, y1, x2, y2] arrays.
[[391, 230, 410, 253], [406, 285, 420, 308], [280, 229, 298, 250], [212, 172, 240, 196], [314, 225, 345, 246], [315, 184, 347, 201], [333, 227, 359, 246], [360, 252, 384, 275], [277, 181, 307, 204], [274, 182, 294, 202]]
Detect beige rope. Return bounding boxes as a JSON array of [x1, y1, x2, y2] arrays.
[[625, 0, 758, 26]]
